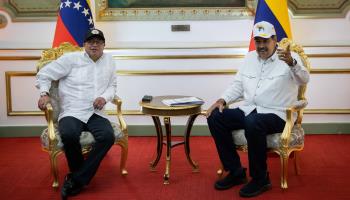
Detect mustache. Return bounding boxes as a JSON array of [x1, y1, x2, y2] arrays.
[[257, 47, 268, 52]]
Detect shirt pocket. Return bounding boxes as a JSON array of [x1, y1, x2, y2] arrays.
[[241, 73, 258, 92], [262, 71, 290, 92], [68, 64, 91, 84]]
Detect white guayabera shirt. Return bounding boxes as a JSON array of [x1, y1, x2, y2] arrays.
[[36, 51, 117, 123], [221, 51, 310, 121]]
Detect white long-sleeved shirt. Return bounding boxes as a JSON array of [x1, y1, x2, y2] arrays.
[[221, 50, 310, 121], [36, 51, 117, 123]]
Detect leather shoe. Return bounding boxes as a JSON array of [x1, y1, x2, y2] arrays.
[[239, 173, 272, 198], [214, 168, 247, 190], [61, 174, 83, 200]]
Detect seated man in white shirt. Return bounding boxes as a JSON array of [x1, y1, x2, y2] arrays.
[[36, 29, 116, 200], [206, 21, 309, 198]]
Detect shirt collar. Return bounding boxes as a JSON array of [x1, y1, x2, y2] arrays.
[[83, 51, 105, 62]]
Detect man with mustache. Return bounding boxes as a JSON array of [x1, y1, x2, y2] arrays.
[[206, 21, 309, 197], [36, 29, 117, 199]]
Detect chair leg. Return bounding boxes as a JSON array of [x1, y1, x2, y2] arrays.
[[49, 150, 61, 188], [117, 138, 128, 175], [293, 151, 300, 175], [279, 153, 289, 189]]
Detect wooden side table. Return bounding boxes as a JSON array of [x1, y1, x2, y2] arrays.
[[140, 95, 203, 184]]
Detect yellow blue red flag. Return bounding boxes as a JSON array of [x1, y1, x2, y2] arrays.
[[52, 0, 94, 47], [249, 0, 292, 51]]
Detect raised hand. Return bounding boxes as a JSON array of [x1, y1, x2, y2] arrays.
[[277, 44, 294, 66]]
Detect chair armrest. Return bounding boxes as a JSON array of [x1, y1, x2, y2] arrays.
[[43, 103, 58, 146], [226, 98, 243, 107], [280, 100, 308, 147], [112, 96, 128, 134]]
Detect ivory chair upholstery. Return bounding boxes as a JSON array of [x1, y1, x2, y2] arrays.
[[217, 38, 311, 189], [37, 42, 128, 188]]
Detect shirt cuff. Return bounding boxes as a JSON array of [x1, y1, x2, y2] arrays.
[[220, 95, 231, 105], [290, 62, 302, 73], [40, 86, 50, 94]]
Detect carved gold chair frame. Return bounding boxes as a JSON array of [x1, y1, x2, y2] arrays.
[[217, 38, 311, 189], [37, 42, 128, 188]]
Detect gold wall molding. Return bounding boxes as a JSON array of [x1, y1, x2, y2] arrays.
[[117, 69, 350, 76], [289, 0, 350, 18], [113, 55, 244, 60], [96, 0, 256, 21], [0, 0, 349, 22], [4, 69, 350, 77], [305, 109, 350, 114], [5, 71, 36, 116], [115, 109, 350, 115], [2, 53, 350, 61], [307, 53, 350, 58], [311, 69, 350, 74], [0, 56, 40, 60], [0, 14, 8, 29], [117, 69, 237, 76], [5, 71, 350, 116], [0, 0, 59, 22], [8, 109, 350, 116]]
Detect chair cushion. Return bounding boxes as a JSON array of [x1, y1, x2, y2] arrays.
[[232, 125, 304, 149], [40, 122, 123, 150]]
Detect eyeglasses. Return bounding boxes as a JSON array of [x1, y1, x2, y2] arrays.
[[86, 39, 104, 45]]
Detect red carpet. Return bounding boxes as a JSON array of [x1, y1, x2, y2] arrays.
[[0, 135, 349, 200]]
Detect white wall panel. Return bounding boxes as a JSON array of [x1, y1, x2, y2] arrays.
[[10, 76, 39, 111], [306, 74, 350, 108]]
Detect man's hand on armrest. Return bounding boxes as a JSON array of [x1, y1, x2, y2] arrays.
[[93, 97, 107, 110], [206, 98, 226, 118], [38, 93, 50, 111]]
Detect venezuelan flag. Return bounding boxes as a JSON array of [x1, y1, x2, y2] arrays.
[[52, 0, 94, 47], [249, 0, 292, 51]]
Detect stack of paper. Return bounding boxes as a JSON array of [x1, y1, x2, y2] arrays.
[[162, 97, 204, 106]]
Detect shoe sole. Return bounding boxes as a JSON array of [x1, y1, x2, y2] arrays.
[[239, 183, 272, 198], [214, 178, 248, 190]]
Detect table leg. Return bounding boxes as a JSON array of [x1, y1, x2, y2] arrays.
[[150, 116, 163, 171], [163, 117, 171, 184], [184, 114, 199, 172]]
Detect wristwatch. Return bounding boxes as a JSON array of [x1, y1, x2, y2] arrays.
[[290, 58, 297, 67], [40, 91, 49, 97]]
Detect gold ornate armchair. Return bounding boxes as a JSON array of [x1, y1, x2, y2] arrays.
[[217, 38, 311, 189], [37, 42, 128, 188]]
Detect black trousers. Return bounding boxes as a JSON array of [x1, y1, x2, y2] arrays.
[[58, 114, 115, 185], [207, 108, 285, 180]]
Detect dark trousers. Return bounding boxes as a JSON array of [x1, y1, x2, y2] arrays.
[[207, 108, 285, 180], [58, 114, 115, 185]]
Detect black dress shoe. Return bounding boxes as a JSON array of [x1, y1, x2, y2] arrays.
[[61, 174, 83, 200], [239, 173, 272, 198], [214, 168, 247, 190]]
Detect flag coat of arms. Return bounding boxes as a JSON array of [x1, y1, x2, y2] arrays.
[[52, 0, 94, 47], [249, 0, 292, 51]]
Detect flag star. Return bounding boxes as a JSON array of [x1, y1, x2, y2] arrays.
[[64, 0, 72, 7], [60, 3, 63, 9], [88, 17, 93, 25], [82, 8, 90, 16], [73, 1, 82, 11]]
